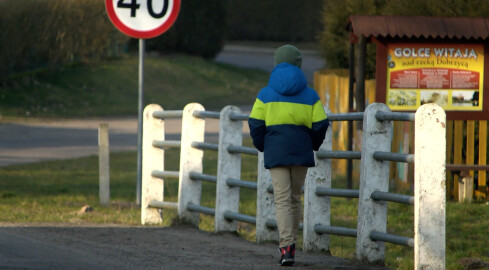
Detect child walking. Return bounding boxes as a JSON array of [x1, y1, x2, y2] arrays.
[[248, 44, 329, 266]]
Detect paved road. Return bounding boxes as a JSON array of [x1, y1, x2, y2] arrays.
[[0, 118, 137, 167], [215, 44, 325, 84], [0, 117, 226, 167]]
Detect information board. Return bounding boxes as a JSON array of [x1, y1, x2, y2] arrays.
[[386, 43, 484, 111]]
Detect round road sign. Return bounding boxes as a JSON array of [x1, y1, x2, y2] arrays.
[[105, 0, 181, 39]]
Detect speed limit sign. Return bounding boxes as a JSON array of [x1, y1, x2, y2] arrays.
[[105, 0, 181, 39]]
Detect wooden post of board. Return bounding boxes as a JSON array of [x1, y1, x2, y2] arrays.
[[478, 121, 487, 200], [99, 123, 110, 206], [453, 121, 464, 201], [347, 40, 355, 190], [446, 121, 453, 199], [355, 35, 366, 128]]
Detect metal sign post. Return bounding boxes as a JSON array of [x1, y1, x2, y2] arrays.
[[136, 38, 145, 205], [105, 0, 181, 205]]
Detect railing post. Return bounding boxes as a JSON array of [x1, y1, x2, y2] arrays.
[[178, 103, 205, 226], [256, 152, 278, 243], [414, 104, 446, 270], [303, 106, 332, 252], [141, 104, 164, 224], [356, 103, 392, 264], [215, 106, 242, 232], [98, 123, 110, 206]]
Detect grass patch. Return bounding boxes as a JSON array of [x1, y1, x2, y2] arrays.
[[0, 54, 268, 118], [1, 147, 489, 269], [0, 153, 139, 224]]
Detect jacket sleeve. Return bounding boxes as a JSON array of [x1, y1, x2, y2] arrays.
[[248, 98, 266, 152], [311, 100, 329, 151]]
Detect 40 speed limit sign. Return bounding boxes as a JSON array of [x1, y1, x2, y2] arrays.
[[105, 0, 181, 39]]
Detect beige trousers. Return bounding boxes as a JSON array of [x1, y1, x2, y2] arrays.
[[270, 166, 308, 247]]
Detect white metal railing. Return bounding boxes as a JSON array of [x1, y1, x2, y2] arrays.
[[140, 102, 446, 269]]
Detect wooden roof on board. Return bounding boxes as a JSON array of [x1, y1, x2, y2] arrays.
[[348, 15, 489, 40]]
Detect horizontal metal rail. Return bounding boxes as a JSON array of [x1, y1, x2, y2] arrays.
[[148, 200, 178, 209], [152, 140, 181, 149], [370, 230, 414, 247], [371, 191, 414, 205], [266, 219, 277, 228], [446, 164, 489, 171], [193, 110, 221, 119], [191, 141, 219, 151], [223, 211, 256, 225], [152, 110, 183, 119], [375, 111, 415, 122], [187, 203, 215, 216], [151, 170, 179, 179], [227, 145, 258, 155], [189, 172, 217, 183], [373, 151, 414, 163], [316, 150, 361, 160], [314, 225, 357, 238], [265, 219, 303, 231], [327, 112, 364, 121], [226, 178, 257, 190], [267, 184, 274, 194], [229, 112, 249, 121], [316, 187, 359, 198]]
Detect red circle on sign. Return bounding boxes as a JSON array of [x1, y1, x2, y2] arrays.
[[105, 0, 181, 39]]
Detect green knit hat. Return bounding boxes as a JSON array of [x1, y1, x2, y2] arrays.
[[274, 44, 302, 67]]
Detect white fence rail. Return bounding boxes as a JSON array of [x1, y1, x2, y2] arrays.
[[141, 102, 446, 269]]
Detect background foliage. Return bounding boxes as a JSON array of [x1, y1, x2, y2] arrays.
[[0, 0, 229, 82], [134, 0, 228, 59], [0, 0, 128, 82], [0, 0, 324, 81], [319, 0, 489, 78], [6, 0, 489, 83], [225, 0, 322, 42]]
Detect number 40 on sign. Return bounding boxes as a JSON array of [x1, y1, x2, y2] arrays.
[[105, 0, 181, 39]]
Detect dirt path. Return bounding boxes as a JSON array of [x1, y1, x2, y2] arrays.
[[0, 224, 388, 270]]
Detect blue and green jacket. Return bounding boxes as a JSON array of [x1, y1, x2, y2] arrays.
[[248, 63, 329, 169]]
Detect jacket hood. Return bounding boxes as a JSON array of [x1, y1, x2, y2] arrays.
[[268, 63, 307, 96]]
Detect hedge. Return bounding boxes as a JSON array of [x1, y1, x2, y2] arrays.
[[132, 0, 228, 59], [0, 0, 128, 81]]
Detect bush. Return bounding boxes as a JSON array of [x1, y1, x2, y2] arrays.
[[318, 0, 381, 78], [137, 0, 228, 59], [0, 0, 128, 82]]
